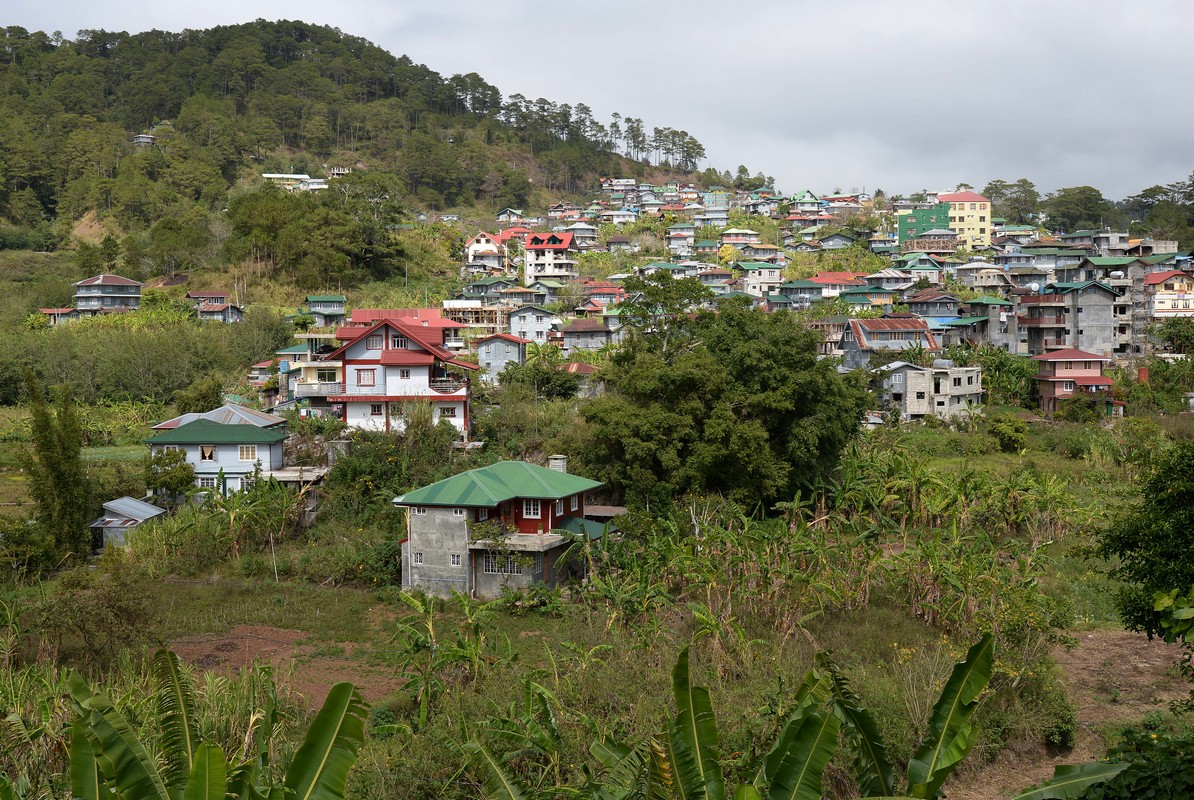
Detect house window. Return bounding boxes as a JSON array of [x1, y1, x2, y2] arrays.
[[483, 553, 523, 575], [370, 404, 383, 416], [953, 378, 962, 387], [477, 508, 489, 521], [200, 445, 215, 462], [366, 335, 383, 350], [451, 554, 462, 567], [523, 499, 541, 518], [161, 445, 180, 453], [391, 335, 407, 349], [238, 445, 258, 461], [891, 373, 903, 385], [1063, 381, 1075, 392], [399, 369, 411, 379], [198, 477, 216, 489], [440, 407, 457, 418], [555, 499, 564, 516], [1083, 362, 1091, 369], [241, 477, 255, 491], [453, 507, 465, 517], [916, 391, 926, 400], [536, 331, 545, 340], [412, 506, 426, 516], [413, 552, 423, 565], [357, 369, 376, 387], [316, 369, 337, 383], [570, 495, 578, 511]]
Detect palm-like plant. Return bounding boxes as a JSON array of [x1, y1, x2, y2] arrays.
[[64, 649, 367, 800]]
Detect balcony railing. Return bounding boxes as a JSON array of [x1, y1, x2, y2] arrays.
[[1019, 315, 1066, 327], [294, 381, 344, 397]]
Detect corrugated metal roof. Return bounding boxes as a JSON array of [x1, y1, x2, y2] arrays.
[[393, 461, 602, 507], [102, 496, 165, 521], [145, 419, 288, 445]]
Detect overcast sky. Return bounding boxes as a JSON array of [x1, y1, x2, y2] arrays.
[[8, 0, 1193, 199]]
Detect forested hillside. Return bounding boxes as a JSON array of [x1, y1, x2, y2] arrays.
[[0, 20, 709, 260]]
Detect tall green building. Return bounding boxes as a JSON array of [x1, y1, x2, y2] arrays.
[[897, 202, 951, 244]]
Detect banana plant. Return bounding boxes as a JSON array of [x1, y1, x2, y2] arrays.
[[68, 648, 368, 800]]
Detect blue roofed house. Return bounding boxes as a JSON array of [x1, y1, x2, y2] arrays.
[[392, 458, 614, 598]]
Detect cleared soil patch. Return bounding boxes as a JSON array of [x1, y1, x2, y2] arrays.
[[172, 623, 403, 707], [948, 628, 1188, 799]]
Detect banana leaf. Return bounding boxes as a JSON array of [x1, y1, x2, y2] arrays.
[[670, 647, 726, 800], [1012, 762, 1130, 800], [906, 634, 994, 799], [282, 682, 368, 800]]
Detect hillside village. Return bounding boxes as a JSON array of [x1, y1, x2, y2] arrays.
[[42, 176, 1191, 444]]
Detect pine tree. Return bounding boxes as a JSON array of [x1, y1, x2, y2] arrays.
[[25, 372, 91, 560]]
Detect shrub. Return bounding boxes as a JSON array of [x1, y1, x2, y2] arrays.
[[1079, 723, 1194, 799], [986, 414, 1028, 453]]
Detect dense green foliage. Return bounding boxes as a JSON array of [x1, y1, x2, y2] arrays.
[[24, 373, 89, 561], [583, 296, 868, 507], [1095, 442, 1194, 635]]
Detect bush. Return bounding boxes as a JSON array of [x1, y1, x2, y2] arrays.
[[1079, 723, 1194, 799], [986, 414, 1028, 453], [33, 552, 154, 671]]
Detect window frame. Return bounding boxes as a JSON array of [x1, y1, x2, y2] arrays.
[[365, 335, 383, 350], [523, 499, 541, 519], [356, 369, 376, 387], [238, 444, 258, 462], [200, 445, 216, 462]]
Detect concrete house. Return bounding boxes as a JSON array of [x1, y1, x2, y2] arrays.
[[906, 291, 962, 318], [524, 232, 579, 285], [508, 305, 557, 343], [74, 274, 142, 316], [393, 460, 610, 598], [557, 318, 611, 354], [1018, 281, 1121, 356], [144, 419, 287, 494], [476, 333, 529, 384], [877, 361, 983, 421]]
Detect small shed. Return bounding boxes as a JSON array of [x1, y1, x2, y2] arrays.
[[89, 496, 165, 549]]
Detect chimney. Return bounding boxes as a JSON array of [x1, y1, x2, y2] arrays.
[[1138, 366, 1150, 385], [547, 455, 568, 473]]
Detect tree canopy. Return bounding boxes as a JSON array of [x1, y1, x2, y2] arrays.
[[579, 297, 867, 508]]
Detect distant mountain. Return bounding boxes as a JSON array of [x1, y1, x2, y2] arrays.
[[0, 19, 710, 243]]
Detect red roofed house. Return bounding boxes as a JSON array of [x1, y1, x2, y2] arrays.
[[524, 232, 579, 285], [73, 274, 142, 316], [1145, 269, 1194, 319], [37, 307, 79, 326], [346, 308, 467, 349], [809, 271, 869, 297], [842, 317, 940, 369], [313, 318, 479, 434], [1032, 349, 1119, 416]]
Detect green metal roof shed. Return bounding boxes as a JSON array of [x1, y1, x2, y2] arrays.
[[144, 419, 288, 445]]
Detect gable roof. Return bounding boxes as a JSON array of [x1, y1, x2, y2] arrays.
[[152, 404, 286, 431], [393, 461, 603, 507], [1144, 269, 1189, 286], [75, 273, 141, 287], [937, 191, 990, 203], [145, 418, 288, 445], [1031, 349, 1110, 361], [323, 318, 478, 370], [479, 333, 531, 345], [306, 294, 346, 303]]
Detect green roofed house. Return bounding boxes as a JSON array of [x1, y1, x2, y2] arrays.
[[144, 418, 287, 495], [392, 458, 614, 598], [303, 294, 347, 327]]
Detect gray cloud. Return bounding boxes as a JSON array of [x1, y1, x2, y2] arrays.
[[8, 0, 1194, 199]]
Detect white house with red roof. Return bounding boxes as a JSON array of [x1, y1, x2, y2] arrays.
[[1145, 269, 1194, 319], [73, 274, 142, 315], [1031, 349, 1118, 416], [809, 271, 869, 298], [523, 232, 578, 285], [318, 318, 479, 434]]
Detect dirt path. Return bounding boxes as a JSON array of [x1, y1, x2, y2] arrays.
[[947, 628, 1188, 799], [172, 622, 403, 707]]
